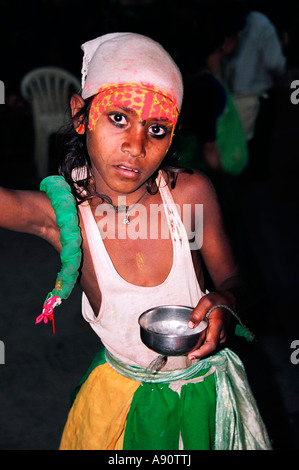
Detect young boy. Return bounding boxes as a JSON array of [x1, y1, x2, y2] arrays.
[[0, 32, 271, 450]]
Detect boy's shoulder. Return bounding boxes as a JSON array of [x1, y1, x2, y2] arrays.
[[171, 169, 216, 205]]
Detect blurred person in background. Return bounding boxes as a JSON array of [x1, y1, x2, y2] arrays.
[[223, 6, 286, 176]]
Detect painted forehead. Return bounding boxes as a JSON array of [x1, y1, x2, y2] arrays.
[[88, 83, 179, 131]]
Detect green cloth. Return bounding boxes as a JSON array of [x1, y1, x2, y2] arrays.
[[216, 87, 248, 175], [178, 87, 248, 176], [70, 347, 272, 450], [40, 175, 82, 300], [123, 368, 216, 450], [71, 349, 216, 450]]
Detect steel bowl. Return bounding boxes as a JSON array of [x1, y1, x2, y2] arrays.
[[138, 305, 208, 356]]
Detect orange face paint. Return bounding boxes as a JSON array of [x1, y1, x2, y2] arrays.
[[88, 83, 179, 132]]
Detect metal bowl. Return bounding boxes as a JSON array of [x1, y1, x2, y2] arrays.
[[138, 305, 208, 356]]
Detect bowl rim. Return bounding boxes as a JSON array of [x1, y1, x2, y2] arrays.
[[138, 305, 206, 338]]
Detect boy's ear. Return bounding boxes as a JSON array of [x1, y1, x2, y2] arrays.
[[70, 94, 86, 133], [70, 93, 85, 118]]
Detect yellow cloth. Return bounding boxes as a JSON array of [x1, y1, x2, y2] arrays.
[[59, 363, 140, 450]]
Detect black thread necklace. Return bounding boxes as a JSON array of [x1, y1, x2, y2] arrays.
[[94, 187, 148, 225]]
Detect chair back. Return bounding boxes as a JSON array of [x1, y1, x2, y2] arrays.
[[21, 66, 80, 119], [20, 67, 81, 178]]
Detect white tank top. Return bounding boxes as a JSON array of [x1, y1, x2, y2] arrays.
[[79, 171, 206, 367]]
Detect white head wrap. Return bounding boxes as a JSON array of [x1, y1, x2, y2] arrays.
[[80, 32, 183, 110]]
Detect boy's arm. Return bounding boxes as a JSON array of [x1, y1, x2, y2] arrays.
[[179, 172, 248, 359], [0, 187, 60, 249], [191, 173, 244, 296]]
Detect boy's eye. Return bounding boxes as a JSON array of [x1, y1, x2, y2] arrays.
[[109, 113, 127, 126], [148, 124, 168, 138]]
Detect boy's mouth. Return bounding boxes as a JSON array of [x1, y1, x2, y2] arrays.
[[117, 165, 140, 173], [113, 164, 142, 178]]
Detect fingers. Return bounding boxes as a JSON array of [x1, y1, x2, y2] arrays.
[[187, 339, 217, 361], [188, 295, 214, 329], [187, 299, 230, 360], [187, 321, 221, 360]]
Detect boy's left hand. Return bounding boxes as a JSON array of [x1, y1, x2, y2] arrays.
[[187, 292, 233, 360]]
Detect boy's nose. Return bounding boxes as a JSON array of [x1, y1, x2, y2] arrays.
[[121, 128, 146, 158]]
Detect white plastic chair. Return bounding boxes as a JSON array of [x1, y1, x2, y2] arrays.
[[21, 67, 81, 179]]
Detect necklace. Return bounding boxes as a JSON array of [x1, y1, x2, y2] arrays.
[[119, 188, 148, 225], [94, 187, 148, 225]]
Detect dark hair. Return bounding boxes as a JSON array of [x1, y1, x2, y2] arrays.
[[58, 95, 192, 203]]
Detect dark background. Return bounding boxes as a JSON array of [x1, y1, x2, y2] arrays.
[[0, 0, 299, 451]]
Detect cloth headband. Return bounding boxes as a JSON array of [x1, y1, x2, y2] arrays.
[[80, 32, 183, 111], [88, 84, 179, 132]]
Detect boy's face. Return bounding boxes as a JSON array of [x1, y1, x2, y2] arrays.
[[86, 104, 173, 195], [73, 85, 178, 196]]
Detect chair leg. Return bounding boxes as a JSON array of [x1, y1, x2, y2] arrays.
[[34, 129, 49, 180]]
